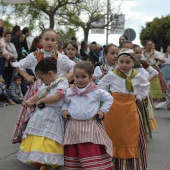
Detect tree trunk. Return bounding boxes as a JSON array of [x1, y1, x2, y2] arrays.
[[84, 28, 89, 43], [49, 14, 55, 29]]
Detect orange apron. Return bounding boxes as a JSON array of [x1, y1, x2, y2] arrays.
[[104, 92, 139, 159]]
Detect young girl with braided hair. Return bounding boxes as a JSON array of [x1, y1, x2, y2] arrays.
[[17, 57, 69, 170]]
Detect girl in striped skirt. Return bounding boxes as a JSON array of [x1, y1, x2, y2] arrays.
[[134, 45, 158, 131], [62, 61, 114, 170], [98, 49, 150, 170], [17, 57, 69, 170]]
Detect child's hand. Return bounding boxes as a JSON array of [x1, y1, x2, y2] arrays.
[[25, 99, 35, 108], [136, 98, 141, 103], [4, 54, 9, 60], [96, 110, 104, 119], [154, 56, 158, 60], [2, 85, 6, 90], [62, 110, 71, 119], [36, 100, 42, 106], [19, 98, 23, 101], [26, 75, 35, 84]]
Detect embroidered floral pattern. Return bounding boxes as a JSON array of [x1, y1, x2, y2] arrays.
[[34, 49, 58, 62], [51, 49, 58, 60], [100, 64, 116, 74]]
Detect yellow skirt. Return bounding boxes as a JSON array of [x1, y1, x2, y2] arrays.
[[19, 134, 64, 166]]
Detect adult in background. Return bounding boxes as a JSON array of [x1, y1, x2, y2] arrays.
[[142, 40, 166, 102], [30, 36, 40, 53], [161, 45, 170, 83], [19, 34, 29, 58], [79, 41, 90, 61], [18, 34, 32, 95], [0, 27, 9, 76], [11, 25, 22, 61], [89, 43, 99, 67], [97, 44, 104, 65], [3, 31, 18, 88], [21, 27, 30, 53], [118, 34, 128, 47], [162, 45, 170, 110]]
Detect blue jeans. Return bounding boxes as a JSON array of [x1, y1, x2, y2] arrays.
[[0, 58, 5, 75], [0, 92, 9, 102]]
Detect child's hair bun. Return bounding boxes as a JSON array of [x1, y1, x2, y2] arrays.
[[47, 57, 57, 66]]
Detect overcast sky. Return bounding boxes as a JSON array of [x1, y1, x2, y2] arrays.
[[81, 0, 170, 47]]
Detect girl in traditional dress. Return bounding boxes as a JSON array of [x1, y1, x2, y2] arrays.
[[162, 45, 170, 110], [11, 29, 74, 144], [98, 49, 150, 170], [17, 57, 69, 170], [94, 43, 118, 83], [64, 40, 81, 63], [162, 45, 170, 83], [119, 41, 152, 140], [62, 61, 114, 170], [142, 40, 167, 101], [120, 40, 149, 78], [134, 45, 158, 130]]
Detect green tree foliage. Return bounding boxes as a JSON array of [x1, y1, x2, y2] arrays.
[[0, 0, 82, 30], [2, 20, 13, 31], [0, 0, 121, 43], [140, 15, 170, 51], [57, 28, 76, 44], [58, 0, 122, 43]]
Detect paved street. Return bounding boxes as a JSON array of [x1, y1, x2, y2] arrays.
[[0, 104, 170, 170]]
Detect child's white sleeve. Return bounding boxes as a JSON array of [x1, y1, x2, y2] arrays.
[[135, 68, 149, 79], [95, 89, 113, 114], [18, 53, 36, 71], [98, 72, 112, 92], [58, 53, 75, 73], [146, 66, 158, 77], [62, 88, 71, 111], [136, 75, 150, 100], [56, 79, 69, 93], [93, 66, 102, 83]]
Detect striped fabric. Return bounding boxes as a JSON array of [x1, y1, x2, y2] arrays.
[[24, 107, 64, 144], [12, 79, 42, 143], [137, 100, 152, 140], [36, 77, 66, 101], [64, 119, 113, 170], [64, 143, 113, 170], [114, 116, 147, 170], [166, 82, 170, 110], [64, 119, 113, 157]]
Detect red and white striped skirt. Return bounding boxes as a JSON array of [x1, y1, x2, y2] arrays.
[[64, 119, 113, 170]]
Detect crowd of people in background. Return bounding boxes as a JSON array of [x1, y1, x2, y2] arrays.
[[1, 24, 170, 108], [0, 24, 107, 107], [1, 21, 170, 170]]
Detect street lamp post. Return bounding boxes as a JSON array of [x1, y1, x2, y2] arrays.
[[106, 0, 109, 45]]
